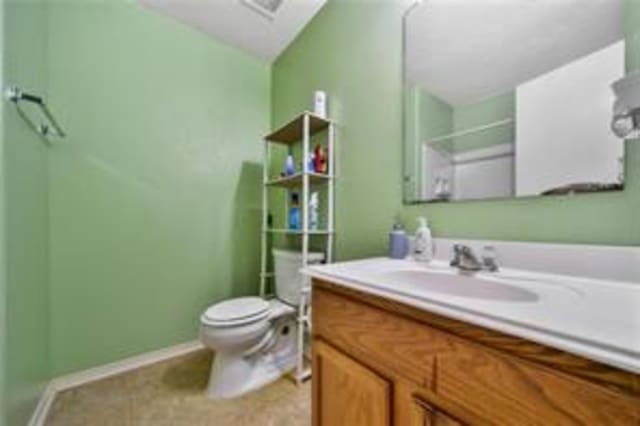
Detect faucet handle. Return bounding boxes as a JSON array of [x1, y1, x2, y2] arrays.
[[481, 245, 499, 272], [450, 244, 463, 266]]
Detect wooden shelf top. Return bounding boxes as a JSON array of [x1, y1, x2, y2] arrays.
[[265, 111, 331, 144], [266, 172, 332, 189]]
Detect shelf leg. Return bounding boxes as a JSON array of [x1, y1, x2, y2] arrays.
[[327, 122, 335, 263], [296, 291, 308, 386], [297, 114, 311, 384], [260, 139, 270, 298]]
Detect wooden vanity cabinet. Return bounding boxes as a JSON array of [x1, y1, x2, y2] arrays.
[[312, 340, 463, 426], [311, 280, 640, 426]]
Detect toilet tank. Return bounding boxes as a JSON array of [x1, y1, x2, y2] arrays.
[[273, 249, 325, 305]]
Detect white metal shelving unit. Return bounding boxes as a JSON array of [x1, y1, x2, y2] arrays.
[[259, 111, 335, 385]]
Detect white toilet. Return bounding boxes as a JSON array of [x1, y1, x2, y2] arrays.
[[199, 249, 324, 399]]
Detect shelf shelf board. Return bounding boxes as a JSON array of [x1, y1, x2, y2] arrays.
[[265, 228, 333, 235], [265, 111, 331, 144], [266, 172, 332, 189], [425, 117, 514, 145]]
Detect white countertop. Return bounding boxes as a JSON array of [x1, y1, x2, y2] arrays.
[[303, 258, 640, 374]]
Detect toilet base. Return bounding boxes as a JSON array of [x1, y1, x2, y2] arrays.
[[206, 322, 297, 399]]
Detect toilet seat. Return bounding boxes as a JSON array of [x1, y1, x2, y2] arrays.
[[202, 297, 270, 327]]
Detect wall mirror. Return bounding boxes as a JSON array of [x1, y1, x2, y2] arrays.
[[403, 0, 627, 203]]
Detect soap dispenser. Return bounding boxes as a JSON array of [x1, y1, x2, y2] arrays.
[[413, 217, 433, 262], [389, 223, 409, 259]]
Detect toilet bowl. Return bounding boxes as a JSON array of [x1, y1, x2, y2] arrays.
[[199, 249, 324, 399], [200, 297, 297, 399]]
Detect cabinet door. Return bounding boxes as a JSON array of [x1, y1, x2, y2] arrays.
[[312, 339, 391, 426], [396, 380, 467, 426], [413, 395, 465, 426], [436, 341, 640, 425]]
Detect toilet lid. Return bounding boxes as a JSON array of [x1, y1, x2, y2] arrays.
[[203, 297, 270, 324]]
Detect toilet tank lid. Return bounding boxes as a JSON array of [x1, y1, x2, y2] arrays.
[[272, 249, 325, 262], [204, 297, 270, 322]]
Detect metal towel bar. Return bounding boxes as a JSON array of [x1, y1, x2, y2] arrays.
[[5, 86, 66, 139]]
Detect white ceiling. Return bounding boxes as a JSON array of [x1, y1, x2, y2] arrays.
[[140, 0, 326, 62], [406, 0, 624, 106]]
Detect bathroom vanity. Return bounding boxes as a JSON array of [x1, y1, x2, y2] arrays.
[[305, 249, 640, 425]]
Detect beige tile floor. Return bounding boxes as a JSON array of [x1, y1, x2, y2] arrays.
[[46, 350, 311, 426]]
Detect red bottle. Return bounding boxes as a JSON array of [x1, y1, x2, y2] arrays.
[[314, 144, 327, 174]]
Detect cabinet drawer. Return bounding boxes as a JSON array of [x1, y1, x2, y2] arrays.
[[437, 339, 640, 425], [313, 287, 447, 388]]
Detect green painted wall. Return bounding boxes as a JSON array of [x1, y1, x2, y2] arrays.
[[404, 85, 453, 198], [451, 91, 514, 153], [0, 0, 5, 423], [454, 92, 514, 130], [273, 0, 639, 249], [2, 0, 51, 424], [419, 89, 453, 141], [625, 0, 640, 72], [46, 2, 270, 375], [410, 87, 514, 155]]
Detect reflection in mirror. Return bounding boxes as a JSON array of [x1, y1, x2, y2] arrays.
[[403, 0, 627, 203]]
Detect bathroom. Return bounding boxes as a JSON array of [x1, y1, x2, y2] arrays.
[[1, 0, 638, 424]]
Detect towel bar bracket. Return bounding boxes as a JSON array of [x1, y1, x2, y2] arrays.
[[5, 86, 66, 139]]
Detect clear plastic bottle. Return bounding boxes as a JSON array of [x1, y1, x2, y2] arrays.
[[309, 192, 319, 230], [413, 217, 433, 262]]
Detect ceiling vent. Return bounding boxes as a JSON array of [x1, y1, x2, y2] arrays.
[[240, 0, 284, 20]]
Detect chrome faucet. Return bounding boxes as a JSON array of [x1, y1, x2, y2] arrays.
[[450, 244, 482, 271], [450, 244, 499, 272]]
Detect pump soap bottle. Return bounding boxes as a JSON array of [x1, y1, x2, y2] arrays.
[[413, 217, 433, 262], [389, 223, 409, 259]]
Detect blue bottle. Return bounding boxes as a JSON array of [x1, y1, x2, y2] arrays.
[[389, 223, 409, 259], [285, 154, 296, 176], [289, 193, 301, 230]]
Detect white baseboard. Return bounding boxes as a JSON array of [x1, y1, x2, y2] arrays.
[[28, 382, 57, 426], [52, 340, 204, 391], [28, 339, 204, 426]]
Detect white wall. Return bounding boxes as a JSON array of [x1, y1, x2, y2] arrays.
[[452, 144, 514, 201], [422, 143, 514, 201], [516, 40, 625, 196]]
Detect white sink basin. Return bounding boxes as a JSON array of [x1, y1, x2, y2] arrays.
[[380, 270, 539, 302], [303, 257, 640, 374]]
